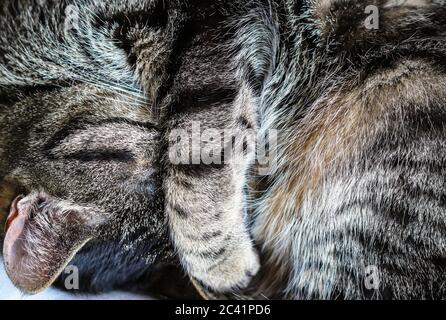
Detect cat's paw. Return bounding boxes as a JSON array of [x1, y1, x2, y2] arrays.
[[191, 242, 260, 293]]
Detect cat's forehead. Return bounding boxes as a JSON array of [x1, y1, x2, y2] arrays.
[[33, 84, 156, 125]]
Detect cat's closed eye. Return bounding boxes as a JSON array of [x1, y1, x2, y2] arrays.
[[42, 117, 158, 164]]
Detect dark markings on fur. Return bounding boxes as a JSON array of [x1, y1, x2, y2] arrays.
[[157, 3, 230, 113], [203, 233, 239, 271], [172, 176, 193, 189], [155, 22, 202, 110], [4, 0, 446, 300], [43, 117, 157, 159], [96, 2, 170, 67], [239, 117, 253, 130], [186, 246, 227, 260], [172, 163, 228, 178], [60, 149, 134, 163], [94, 118, 159, 131], [171, 87, 237, 115], [244, 62, 263, 95], [170, 203, 190, 219], [95, 3, 169, 30], [184, 230, 223, 241], [242, 140, 249, 154], [206, 255, 229, 273]]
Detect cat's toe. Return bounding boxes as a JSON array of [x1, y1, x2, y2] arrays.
[[192, 244, 260, 294]]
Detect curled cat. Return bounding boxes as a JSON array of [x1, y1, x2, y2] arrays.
[[3, 0, 446, 301], [0, 0, 259, 295], [244, 0, 446, 299]]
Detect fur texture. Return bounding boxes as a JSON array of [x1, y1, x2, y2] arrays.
[[1, 0, 446, 299], [244, 0, 446, 299], [0, 0, 260, 294]]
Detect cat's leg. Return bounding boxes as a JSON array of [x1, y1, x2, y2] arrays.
[[165, 119, 260, 293]]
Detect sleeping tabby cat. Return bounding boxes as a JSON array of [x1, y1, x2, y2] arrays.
[[1, 0, 446, 299], [0, 0, 259, 294]]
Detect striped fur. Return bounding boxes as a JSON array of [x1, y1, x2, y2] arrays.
[[242, 0, 446, 299], [0, 0, 260, 294], [1, 0, 446, 299]]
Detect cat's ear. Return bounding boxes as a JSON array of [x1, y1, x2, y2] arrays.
[[3, 193, 103, 294]]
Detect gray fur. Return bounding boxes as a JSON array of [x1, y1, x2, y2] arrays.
[[1, 0, 446, 299], [0, 0, 260, 294], [244, 0, 446, 299]]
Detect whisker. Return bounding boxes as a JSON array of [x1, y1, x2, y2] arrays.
[[75, 78, 149, 104], [88, 92, 149, 108]]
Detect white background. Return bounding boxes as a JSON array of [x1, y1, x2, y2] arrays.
[[0, 258, 152, 300]]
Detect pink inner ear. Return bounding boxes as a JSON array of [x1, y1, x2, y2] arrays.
[[4, 195, 22, 233], [3, 199, 34, 291], [3, 195, 94, 294]]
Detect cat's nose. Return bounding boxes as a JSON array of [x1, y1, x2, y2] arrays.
[[310, 0, 444, 51]]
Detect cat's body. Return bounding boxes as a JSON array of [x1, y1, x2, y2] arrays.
[[1, 0, 446, 299], [246, 0, 446, 299]]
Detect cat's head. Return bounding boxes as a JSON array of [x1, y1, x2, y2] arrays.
[[0, 0, 236, 295], [0, 84, 173, 294]]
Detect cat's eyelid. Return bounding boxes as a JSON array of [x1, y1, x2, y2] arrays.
[[41, 116, 157, 161], [59, 149, 135, 163], [42, 116, 157, 153]]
